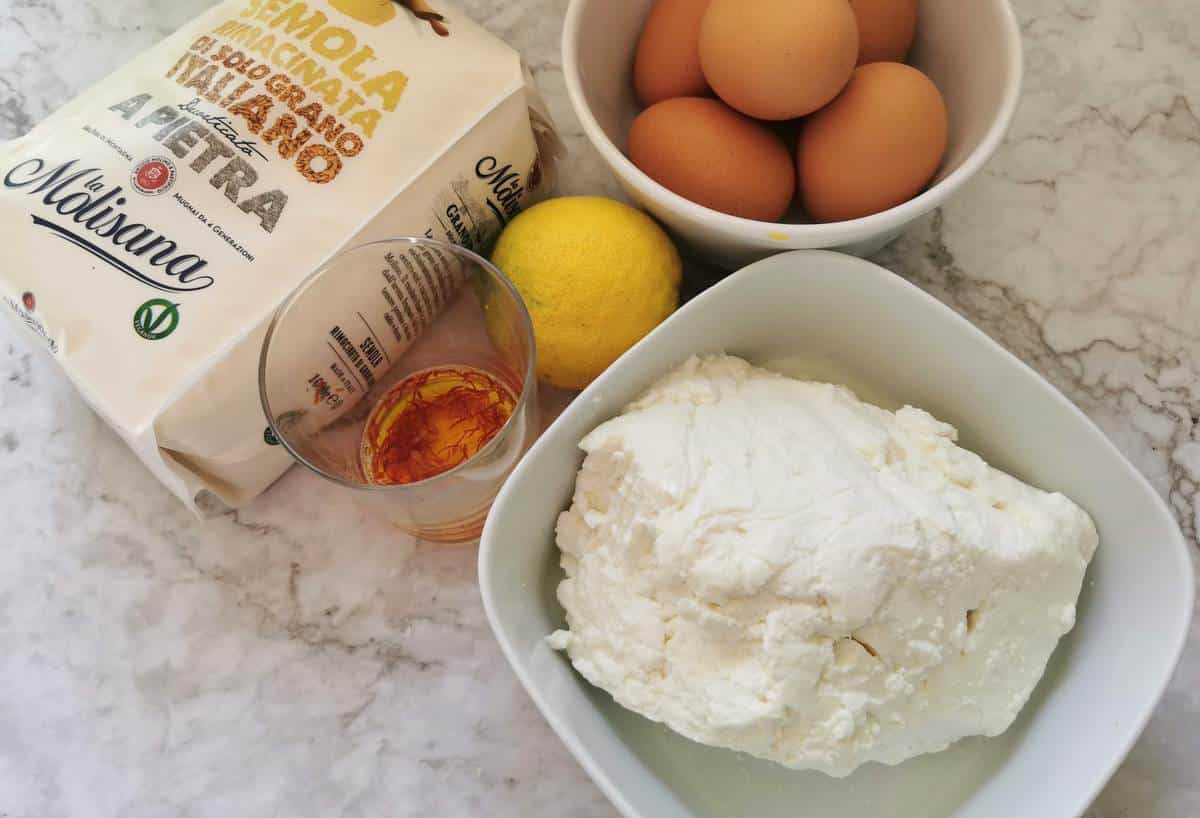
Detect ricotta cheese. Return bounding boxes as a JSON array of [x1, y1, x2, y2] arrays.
[[549, 355, 1097, 777]]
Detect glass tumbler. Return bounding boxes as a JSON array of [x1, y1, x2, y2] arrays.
[[259, 238, 537, 543]]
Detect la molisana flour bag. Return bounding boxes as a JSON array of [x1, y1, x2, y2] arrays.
[[0, 0, 561, 513]]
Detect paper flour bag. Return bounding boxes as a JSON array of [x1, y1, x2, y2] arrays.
[[0, 0, 561, 512]]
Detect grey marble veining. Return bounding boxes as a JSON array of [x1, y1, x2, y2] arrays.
[[0, 1, 1196, 816]]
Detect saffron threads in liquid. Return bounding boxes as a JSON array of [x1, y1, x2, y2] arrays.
[[359, 365, 517, 485]]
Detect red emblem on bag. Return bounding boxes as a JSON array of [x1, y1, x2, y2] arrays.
[[131, 157, 176, 196]]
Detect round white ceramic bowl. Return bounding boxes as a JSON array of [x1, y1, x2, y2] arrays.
[[562, 0, 1024, 267]]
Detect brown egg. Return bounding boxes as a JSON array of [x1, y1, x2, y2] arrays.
[[634, 0, 712, 106], [698, 0, 858, 121], [629, 97, 795, 221], [849, 0, 918, 64], [797, 62, 947, 223]]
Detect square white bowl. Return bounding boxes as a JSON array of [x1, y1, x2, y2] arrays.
[[479, 251, 1194, 818]]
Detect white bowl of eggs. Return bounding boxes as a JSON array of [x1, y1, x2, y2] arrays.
[[562, 0, 1023, 267]]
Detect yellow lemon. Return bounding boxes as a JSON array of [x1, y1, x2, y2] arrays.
[[490, 197, 681, 390]]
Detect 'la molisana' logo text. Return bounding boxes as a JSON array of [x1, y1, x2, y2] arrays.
[[3, 157, 213, 293]]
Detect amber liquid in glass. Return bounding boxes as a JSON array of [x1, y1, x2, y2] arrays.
[[359, 365, 517, 485]]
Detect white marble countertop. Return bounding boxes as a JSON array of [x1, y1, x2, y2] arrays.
[[0, 0, 1197, 815]]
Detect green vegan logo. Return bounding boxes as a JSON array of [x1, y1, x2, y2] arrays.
[[133, 298, 180, 340]]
